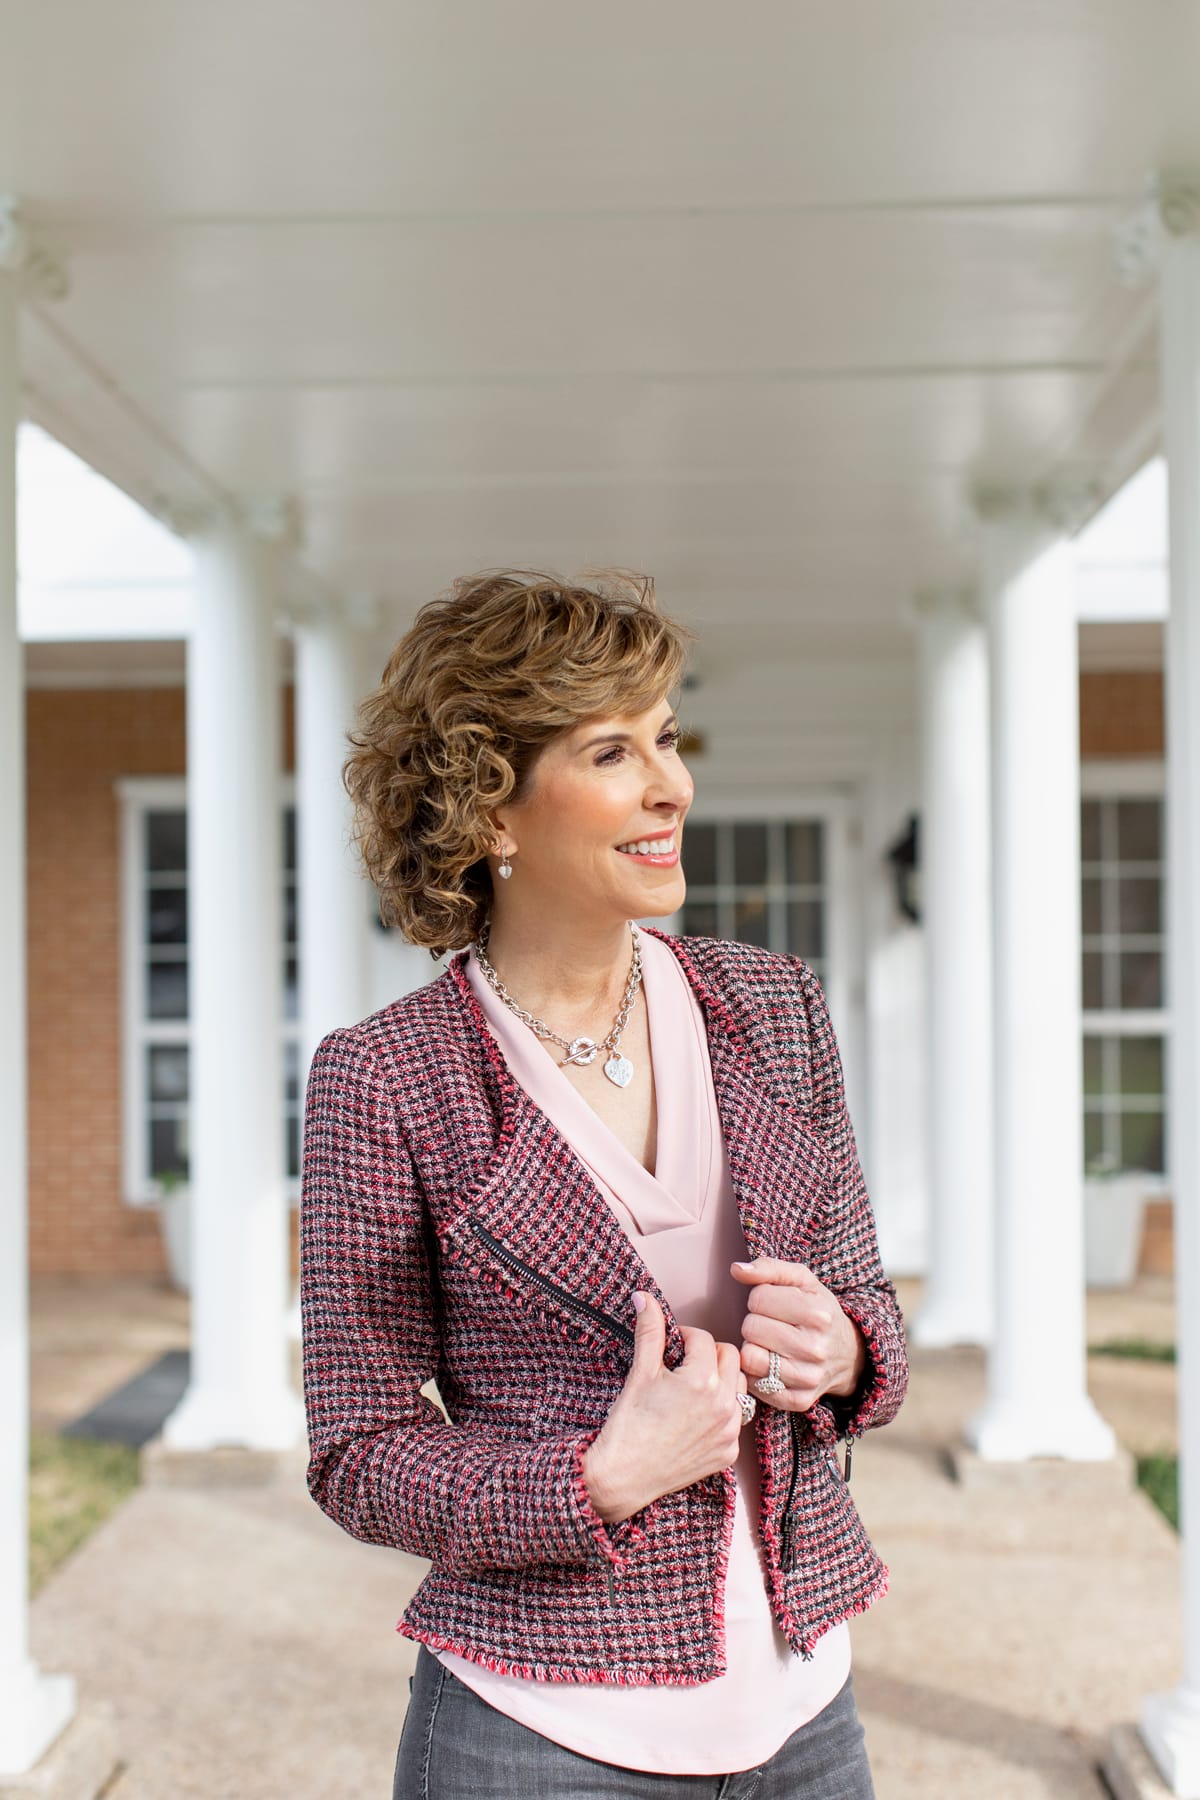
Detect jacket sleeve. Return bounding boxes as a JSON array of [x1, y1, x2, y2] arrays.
[[300, 1023, 634, 1576], [794, 959, 909, 1440]]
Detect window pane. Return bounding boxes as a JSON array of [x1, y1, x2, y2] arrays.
[[1082, 1036, 1104, 1098], [1118, 877, 1161, 934], [1081, 879, 1103, 935], [148, 1043, 189, 1102], [147, 884, 188, 946], [1082, 952, 1104, 1011], [284, 955, 299, 1022], [283, 885, 298, 945], [787, 900, 824, 961], [283, 806, 297, 872], [1083, 1110, 1107, 1171], [680, 902, 719, 939], [1119, 1110, 1165, 1174], [787, 822, 823, 886], [148, 961, 189, 1020], [1116, 799, 1161, 863], [286, 1112, 300, 1180], [146, 810, 187, 873], [1119, 951, 1163, 1010], [682, 824, 717, 886], [284, 1039, 300, 1103], [733, 892, 771, 948], [1119, 1035, 1165, 1097], [149, 1115, 189, 1180], [733, 823, 768, 886], [1080, 801, 1102, 865]]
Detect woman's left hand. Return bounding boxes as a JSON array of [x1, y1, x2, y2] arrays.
[[731, 1257, 866, 1412]]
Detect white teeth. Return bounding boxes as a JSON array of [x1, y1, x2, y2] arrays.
[[617, 838, 674, 856]]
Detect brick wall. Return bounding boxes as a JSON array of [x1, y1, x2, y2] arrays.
[[27, 688, 184, 1275], [26, 683, 295, 1277], [1079, 669, 1164, 757]]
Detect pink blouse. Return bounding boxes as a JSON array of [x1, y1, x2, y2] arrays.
[[435, 929, 850, 1775]]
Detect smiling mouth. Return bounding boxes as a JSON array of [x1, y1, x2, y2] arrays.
[[615, 836, 677, 857]]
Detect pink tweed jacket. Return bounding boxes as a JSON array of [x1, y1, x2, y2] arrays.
[[300, 929, 907, 1686]]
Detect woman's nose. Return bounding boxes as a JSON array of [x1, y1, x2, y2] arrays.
[[649, 756, 693, 810]]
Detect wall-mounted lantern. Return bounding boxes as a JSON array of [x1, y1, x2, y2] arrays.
[[885, 813, 921, 924]]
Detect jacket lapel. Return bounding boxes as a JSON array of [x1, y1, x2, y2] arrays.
[[440, 939, 835, 1355]]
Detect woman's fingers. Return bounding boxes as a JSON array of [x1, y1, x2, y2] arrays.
[[740, 1340, 822, 1410], [678, 1324, 718, 1375], [740, 1309, 827, 1367], [629, 1291, 668, 1379], [745, 1281, 835, 1329], [715, 1338, 743, 1391]]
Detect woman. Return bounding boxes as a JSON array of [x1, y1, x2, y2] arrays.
[[300, 569, 907, 1798]]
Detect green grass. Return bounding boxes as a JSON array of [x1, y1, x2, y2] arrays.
[[29, 1433, 140, 1595], [1089, 1336, 1176, 1364], [1137, 1452, 1179, 1531]]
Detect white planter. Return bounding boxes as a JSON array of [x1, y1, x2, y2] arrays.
[[158, 1188, 192, 1293], [1084, 1177, 1148, 1289]]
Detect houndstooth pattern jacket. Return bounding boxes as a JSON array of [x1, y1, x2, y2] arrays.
[[300, 928, 908, 1686]]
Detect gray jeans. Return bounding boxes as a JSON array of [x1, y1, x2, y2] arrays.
[[393, 1647, 877, 1799]]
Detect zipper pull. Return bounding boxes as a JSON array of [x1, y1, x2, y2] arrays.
[[606, 1564, 616, 1605], [843, 1435, 854, 1484]]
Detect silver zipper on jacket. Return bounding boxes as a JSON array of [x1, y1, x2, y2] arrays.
[[466, 1219, 633, 1604], [466, 1220, 636, 1349], [779, 1413, 804, 1567], [779, 1415, 855, 1568]]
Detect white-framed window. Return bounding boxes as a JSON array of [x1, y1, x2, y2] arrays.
[[668, 793, 864, 1153], [117, 776, 301, 1205], [1080, 760, 1168, 1183], [677, 817, 829, 984]]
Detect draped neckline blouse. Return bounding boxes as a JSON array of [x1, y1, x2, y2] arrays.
[[463, 923, 716, 1241]]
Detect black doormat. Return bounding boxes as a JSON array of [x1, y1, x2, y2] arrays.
[[62, 1349, 191, 1448]]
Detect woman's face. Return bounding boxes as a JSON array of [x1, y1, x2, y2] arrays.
[[493, 698, 694, 927]]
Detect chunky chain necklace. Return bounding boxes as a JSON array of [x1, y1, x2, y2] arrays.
[[472, 921, 642, 1089]]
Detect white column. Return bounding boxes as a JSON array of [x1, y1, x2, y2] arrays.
[[967, 496, 1115, 1462], [911, 591, 993, 1348], [0, 212, 75, 1772], [163, 511, 302, 1451], [286, 602, 372, 1335], [293, 602, 372, 1071], [1132, 183, 1200, 1800]]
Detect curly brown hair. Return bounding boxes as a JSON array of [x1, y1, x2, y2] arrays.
[[344, 569, 693, 955]]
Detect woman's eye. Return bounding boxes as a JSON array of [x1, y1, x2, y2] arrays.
[[595, 729, 680, 767]]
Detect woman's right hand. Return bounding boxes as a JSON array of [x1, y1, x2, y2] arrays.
[[582, 1292, 747, 1524]]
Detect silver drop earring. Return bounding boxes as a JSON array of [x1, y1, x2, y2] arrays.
[[498, 847, 514, 880]]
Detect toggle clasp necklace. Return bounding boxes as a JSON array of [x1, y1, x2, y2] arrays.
[[472, 922, 643, 1089]]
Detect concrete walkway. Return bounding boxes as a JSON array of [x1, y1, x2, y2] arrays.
[[26, 1274, 1181, 1798]]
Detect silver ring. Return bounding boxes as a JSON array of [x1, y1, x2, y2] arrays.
[[737, 1392, 757, 1426], [753, 1350, 785, 1398]]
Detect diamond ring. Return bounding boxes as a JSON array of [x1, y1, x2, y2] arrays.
[[753, 1350, 785, 1398], [737, 1392, 757, 1425]]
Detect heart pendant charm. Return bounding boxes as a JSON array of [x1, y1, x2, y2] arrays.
[[604, 1054, 634, 1089]]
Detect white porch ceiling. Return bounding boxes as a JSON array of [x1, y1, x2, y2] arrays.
[[4, 0, 1196, 668]]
